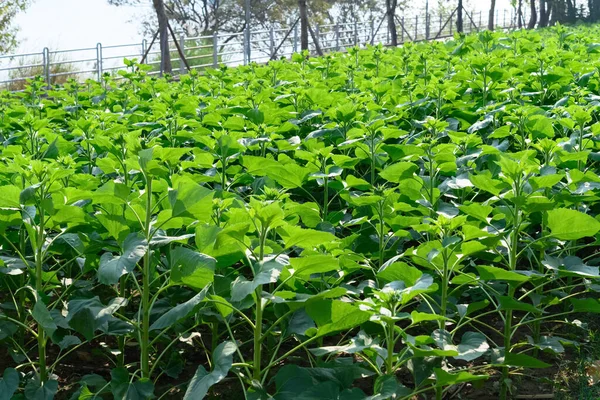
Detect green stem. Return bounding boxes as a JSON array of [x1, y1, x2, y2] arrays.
[[500, 181, 521, 400], [36, 190, 47, 383], [253, 286, 263, 381], [140, 176, 153, 379]]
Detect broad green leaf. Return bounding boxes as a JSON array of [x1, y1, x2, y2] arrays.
[[110, 368, 155, 400], [289, 255, 339, 278], [278, 225, 337, 249], [547, 208, 600, 240], [230, 255, 288, 302], [170, 247, 215, 290], [499, 296, 540, 314], [24, 378, 58, 400], [150, 286, 209, 331], [169, 179, 214, 222], [183, 341, 237, 400], [32, 300, 58, 337], [305, 299, 370, 337], [476, 265, 531, 283], [65, 297, 127, 340], [456, 332, 489, 361], [379, 162, 418, 183], [434, 368, 487, 386], [0, 368, 19, 400], [97, 233, 147, 285], [501, 352, 551, 368], [571, 298, 600, 313]]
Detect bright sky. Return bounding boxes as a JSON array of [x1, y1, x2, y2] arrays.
[[14, 0, 150, 53], [13, 0, 516, 54]]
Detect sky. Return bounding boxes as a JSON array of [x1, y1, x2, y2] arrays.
[[13, 0, 150, 53], [12, 0, 516, 54]]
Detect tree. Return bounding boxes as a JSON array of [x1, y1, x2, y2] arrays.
[[517, 0, 523, 28], [152, 0, 172, 74], [457, 0, 463, 33], [528, 0, 537, 28], [488, 0, 496, 30], [539, 0, 549, 26], [386, 0, 398, 46], [0, 0, 32, 53], [299, 0, 309, 50]]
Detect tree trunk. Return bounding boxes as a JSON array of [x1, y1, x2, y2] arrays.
[[517, 0, 523, 28], [488, 0, 496, 30], [539, 0, 548, 26], [566, 0, 576, 21], [528, 0, 537, 28], [299, 0, 309, 51], [457, 0, 463, 33], [152, 0, 172, 74], [591, 0, 600, 22], [386, 0, 398, 46]]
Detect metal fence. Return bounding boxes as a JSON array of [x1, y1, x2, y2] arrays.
[[0, 7, 526, 90]]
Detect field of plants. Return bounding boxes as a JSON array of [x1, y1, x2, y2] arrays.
[[1, 23, 600, 400]]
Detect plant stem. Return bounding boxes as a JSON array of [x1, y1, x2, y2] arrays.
[[253, 227, 267, 381], [36, 189, 47, 383], [141, 176, 153, 379], [500, 180, 521, 400], [253, 287, 263, 381]]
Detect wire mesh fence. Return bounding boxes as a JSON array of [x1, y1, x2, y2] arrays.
[[0, 7, 525, 90]]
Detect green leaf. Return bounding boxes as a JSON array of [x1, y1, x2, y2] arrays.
[[434, 368, 487, 386], [571, 298, 600, 313], [305, 299, 370, 337], [547, 208, 600, 240], [475, 265, 531, 283], [169, 179, 214, 222], [183, 341, 237, 400], [456, 332, 489, 361], [278, 225, 337, 249], [289, 255, 339, 279], [110, 368, 155, 400], [367, 375, 412, 400], [170, 247, 215, 290], [0, 368, 19, 400], [24, 378, 58, 400], [97, 233, 147, 285], [230, 255, 288, 302], [502, 352, 551, 368], [150, 287, 210, 331], [499, 296, 540, 314], [379, 162, 418, 183], [32, 300, 57, 337], [65, 297, 127, 340]]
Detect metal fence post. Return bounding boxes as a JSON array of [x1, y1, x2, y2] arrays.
[[315, 24, 320, 50], [270, 26, 275, 59], [335, 24, 340, 50], [439, 13, 442, 33], [415, 15, 418, 41], [426, 13, 430, 39], [179, 32, 185, 74], [141, 39, 147, 63], [479, 10, 482, 28], [496, 9, 499, 27], [504, 9, 507, 28], [293, 24, 298, 53], [450, 13, 453, 35], [96, 43, 103, 81], [370, 18, 374, 45], [43, 47, 50, 87], [213, 32, 218, 67], [244, 26, 251, 64], [354, 20, 358, 46], [401, 17, 405, 42]]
